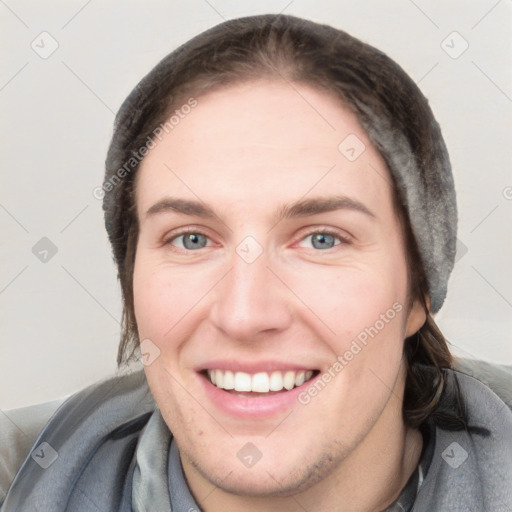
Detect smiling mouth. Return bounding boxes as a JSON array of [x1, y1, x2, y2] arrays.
[[203, 369, 319, 394]]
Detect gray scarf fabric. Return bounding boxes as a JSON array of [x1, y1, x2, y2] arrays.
[[2, 369, 511, 511]]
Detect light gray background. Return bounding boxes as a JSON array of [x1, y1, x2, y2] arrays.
[[1, 0, 511, 409]]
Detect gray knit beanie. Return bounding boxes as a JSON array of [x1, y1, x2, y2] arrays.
[[102, 14, 457, 314]]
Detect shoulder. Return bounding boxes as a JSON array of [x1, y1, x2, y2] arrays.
[[414, 363, 512, 511], [0, 369, 152, 507], [452, 357, 512, 410], [0, 398, 64, 505]]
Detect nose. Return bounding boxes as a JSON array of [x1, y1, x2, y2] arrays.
[[209, 248, 293, 342]]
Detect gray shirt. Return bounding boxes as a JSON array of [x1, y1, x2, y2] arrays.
[[1, 359, 511, 511]]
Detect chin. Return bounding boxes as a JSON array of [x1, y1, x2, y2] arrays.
[[189, 440, 345, 499]]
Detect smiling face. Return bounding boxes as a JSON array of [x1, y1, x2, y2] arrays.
[[133, 80, 426, 505]]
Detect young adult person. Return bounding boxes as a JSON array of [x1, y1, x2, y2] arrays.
[[2, 14, 511, 512]]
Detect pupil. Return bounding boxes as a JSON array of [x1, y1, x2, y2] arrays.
[[184, 233, 205, 249], [313, 233, 334, 249]]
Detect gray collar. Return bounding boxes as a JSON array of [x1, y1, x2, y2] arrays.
[[131, 408, 436, 512], [3, 369, 510, 512]]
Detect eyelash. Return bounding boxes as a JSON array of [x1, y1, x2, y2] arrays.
[[298, 229, 350, 248], [163, 227, 351, 251], [163, 228, 212, 248]]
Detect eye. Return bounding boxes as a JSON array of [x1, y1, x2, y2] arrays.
[[299, 231, 344, 250], [169, 232, 210, 250]]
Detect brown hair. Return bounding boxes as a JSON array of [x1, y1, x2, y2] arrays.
[[104, 14, 465, 430]]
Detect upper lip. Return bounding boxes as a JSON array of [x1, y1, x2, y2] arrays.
[[196, 360, 319, 373]]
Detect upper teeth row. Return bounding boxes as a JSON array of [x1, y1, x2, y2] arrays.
[[207, 369, 314, 393]]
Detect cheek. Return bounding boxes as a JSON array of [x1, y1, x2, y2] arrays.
[[283, 241, 410, 393], [133, 261, 205, 419], [303, 267, 409, 427], [133, 265, 168, 338], [132, 260, 187, 353], [289, 260, 408, 341], [132, 256, 221, 367]]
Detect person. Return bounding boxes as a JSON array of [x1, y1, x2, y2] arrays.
[[1, 13, 511, 512]]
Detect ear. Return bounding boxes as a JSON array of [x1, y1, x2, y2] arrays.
[[405, 296, 428, 338]]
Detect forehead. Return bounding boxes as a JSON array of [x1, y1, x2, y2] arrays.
[[135, 80, 395, 220]]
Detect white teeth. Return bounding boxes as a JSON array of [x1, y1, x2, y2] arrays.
[[223, 370, 235, 390], [215, 369, 223, 388], [283, 371, 295, 390], [295, 371, 305, 387], [234, 371, 252, 392], [269, 371, 283, 391], [252, 372, 270, 392], [206, 369, 316, 393]]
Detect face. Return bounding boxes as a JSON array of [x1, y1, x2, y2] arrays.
[[133, 80, 425, 499]]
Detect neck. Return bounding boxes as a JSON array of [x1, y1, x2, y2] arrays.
[[182, 368, 423, 512]]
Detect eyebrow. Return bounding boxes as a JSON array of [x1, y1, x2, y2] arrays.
[[144, 195, 375, 222], [146, 198, 216, 219], [275, 195, 375, 221]]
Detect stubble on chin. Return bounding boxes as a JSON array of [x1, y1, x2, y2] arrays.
[[180, 438, 349, 499]]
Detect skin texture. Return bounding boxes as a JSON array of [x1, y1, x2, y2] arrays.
[[133, 80, 426, 512]]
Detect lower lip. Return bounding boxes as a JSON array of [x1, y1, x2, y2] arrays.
[[199, 373, 316, 419]]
